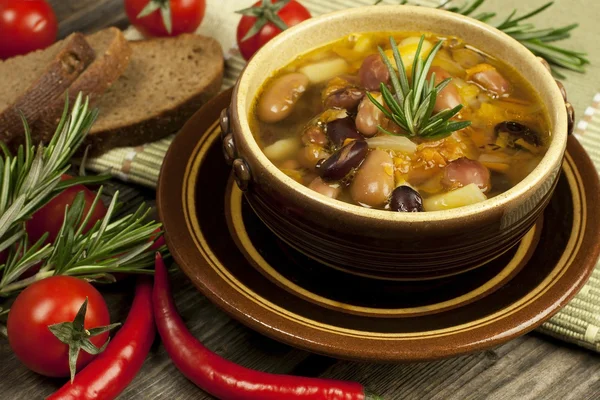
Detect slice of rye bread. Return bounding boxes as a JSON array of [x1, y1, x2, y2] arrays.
[[85, 34, 224, 154], [33, 28, 132, 143], [0, 33, 95, 144]]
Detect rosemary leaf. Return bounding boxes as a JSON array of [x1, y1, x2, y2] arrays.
[[370, 35, 471, 140]]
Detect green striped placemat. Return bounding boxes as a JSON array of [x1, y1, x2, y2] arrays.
[[83, 0, 600, 352]]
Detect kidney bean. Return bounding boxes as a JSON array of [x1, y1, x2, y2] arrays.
[[326, 116, 363, 148], [359, 54, 390, 91], [495, 121, 541, 146], [427, 66, 461, 113], [318, 140, 368, 181], [257, 73, 309, 123], [356, 93, 384, 137], [297, 145, 330, 170], [301, 125, 328, 146], [390, 186, 424, 212], [350, 149, 394, 207], [442, 158, 491, 193], [324, 87, 365, 111], [471, 68, 510, 95], [308, 177, 341, 199]]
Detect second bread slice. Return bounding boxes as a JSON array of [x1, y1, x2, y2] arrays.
[[33, 27, 132, 142], [86, 34, 224, 154]]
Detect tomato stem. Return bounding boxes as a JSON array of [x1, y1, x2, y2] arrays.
[[48, 298, 120, 382], [137, 0, 173, 34], [236, 0, 291, 42]]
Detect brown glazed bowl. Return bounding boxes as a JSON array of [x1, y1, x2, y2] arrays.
[[220, 5, 570, 279]]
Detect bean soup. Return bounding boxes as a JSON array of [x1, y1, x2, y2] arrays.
[[249, 32, 550, 212]]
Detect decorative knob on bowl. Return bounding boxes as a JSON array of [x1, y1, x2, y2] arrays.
[[233, 158, 251, 192], [220, 108, 237, 165]]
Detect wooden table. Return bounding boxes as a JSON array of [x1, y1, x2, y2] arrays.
[[2, 1, 600, 399]]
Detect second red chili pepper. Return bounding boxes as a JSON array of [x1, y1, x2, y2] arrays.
[[153, 253, 383, 400], [47, 276, 155, 400]]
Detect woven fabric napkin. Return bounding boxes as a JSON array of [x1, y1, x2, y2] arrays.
[[83, 0, 600, 351]]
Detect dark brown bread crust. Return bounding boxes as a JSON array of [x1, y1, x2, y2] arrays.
[[85, 75, 222, 154], [0, 33, 95, 144], [33, 28, 132, 143]]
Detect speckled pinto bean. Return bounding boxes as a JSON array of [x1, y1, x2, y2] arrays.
[[356, 93, 384, 137], [427, 66, 461, 112], [442, 158, 491, 192], [301, 125, 328, 146], [359, 54, 390, 91], [257, 73, 309, 123], [471, 68, 510, 95], [350, 150, 394, 207]]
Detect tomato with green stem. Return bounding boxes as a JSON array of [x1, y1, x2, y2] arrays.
[[7, 276, 118, 379], [236, 0, 311, 61], [125, 0, 206, 37]]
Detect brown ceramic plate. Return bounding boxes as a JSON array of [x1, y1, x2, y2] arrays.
[[158, 89, 600, 362]]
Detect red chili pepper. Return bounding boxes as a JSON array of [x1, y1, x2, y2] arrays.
[[47, 277, 155, 400], [153, 253, 382, 400]]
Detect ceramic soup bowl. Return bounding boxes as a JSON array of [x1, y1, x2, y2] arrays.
[[220, 5, 571, 279]]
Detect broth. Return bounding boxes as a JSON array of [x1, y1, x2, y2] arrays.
[[249, 31, 550, 212]]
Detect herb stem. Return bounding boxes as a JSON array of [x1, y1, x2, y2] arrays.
[[0, 270, 55, 296], [382, 0, 588, 76]]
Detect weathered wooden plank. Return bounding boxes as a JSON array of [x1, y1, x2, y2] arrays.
[[318, 336, 600, 400], [48, 0, 129, 39]]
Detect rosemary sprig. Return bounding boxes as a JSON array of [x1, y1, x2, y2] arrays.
[[379, 0, 588, 78], [0, 93, 166, 305], [0, 188, 165, 297], [439, 0, 588, 78], [0, 93, 108, 256], [368, 36, 471, 139]]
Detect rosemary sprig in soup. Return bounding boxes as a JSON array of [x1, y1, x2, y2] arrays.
[[367, 35, 471, 140]]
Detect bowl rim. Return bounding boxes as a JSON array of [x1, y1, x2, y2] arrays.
[[232, 5, 568, 223]]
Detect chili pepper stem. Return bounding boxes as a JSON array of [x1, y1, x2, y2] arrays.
[[365, 390, 385, 400]]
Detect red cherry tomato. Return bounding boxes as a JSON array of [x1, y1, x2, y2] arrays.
[[236, 0, 311, 61], [125, 0, 206, 37], [26, 175, 107, 245], [7, 276, 111, 377], [0, 0, 58, 59]]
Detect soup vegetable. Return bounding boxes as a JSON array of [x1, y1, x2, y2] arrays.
[[249, 32, 550, 212]]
